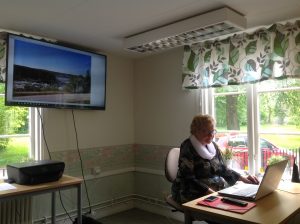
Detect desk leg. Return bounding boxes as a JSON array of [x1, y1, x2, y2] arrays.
[[184, 211, 193, 224], [51, 192, 56, 224], [77, 183, 82, 224]]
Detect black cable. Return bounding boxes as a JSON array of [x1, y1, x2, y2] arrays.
[[37, 109, 51, 159], [71, 109, 92, 214], [58, 190, 74, 221], [37, 108, 74, 223]]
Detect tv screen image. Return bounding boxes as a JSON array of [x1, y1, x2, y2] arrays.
[[6, 34, 107, 110]]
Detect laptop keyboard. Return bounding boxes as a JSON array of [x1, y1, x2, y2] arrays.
[[236, 185, 259, 196]]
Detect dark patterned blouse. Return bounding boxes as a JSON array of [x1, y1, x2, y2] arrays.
[[171, 138, 241, 204]]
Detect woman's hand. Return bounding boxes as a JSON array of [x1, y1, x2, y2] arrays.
[[239, 175, 259, 185], [206, 188, 215, 195]]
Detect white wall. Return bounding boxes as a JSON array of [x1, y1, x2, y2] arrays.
[[32, 53, 136, 222], [33, 47, 202, 222], [134, 47, 200, 146], [41, 53, 135, 151]]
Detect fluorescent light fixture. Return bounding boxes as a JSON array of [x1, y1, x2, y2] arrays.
[[124, 7, 246, 53]]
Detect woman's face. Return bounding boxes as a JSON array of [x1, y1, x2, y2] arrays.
[[195, 122, 216, 145]]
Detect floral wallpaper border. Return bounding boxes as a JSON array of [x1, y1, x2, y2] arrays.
[[50, 144, 172, 177]]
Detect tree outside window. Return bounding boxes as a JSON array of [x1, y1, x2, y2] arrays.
[[0, 83, 31, 177], [210, 78, 300, 175]]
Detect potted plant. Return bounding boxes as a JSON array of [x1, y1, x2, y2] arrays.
[[267, 155, 285, 166], [222, 148, 235, 167]]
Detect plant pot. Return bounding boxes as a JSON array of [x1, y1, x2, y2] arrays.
[[225, 159, 233, 168]]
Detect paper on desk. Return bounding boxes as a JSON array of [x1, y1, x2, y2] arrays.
[[0, 183, 16, 191], [278, 181, 300, 193]]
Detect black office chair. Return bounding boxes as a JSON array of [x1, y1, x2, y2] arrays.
[[164, 147, 184, 212]]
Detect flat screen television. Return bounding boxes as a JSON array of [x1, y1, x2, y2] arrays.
[[5, 33, 107, 110]]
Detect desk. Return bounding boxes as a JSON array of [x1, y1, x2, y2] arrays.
[[183, 183, 300, 224], [0, 175, 82, 224]]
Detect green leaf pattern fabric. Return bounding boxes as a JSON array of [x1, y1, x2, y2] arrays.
[[0, 40, 6, 83], [182, 20, 300, 89]]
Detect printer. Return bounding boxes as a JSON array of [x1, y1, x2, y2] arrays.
[[7, 160, 65, 185]]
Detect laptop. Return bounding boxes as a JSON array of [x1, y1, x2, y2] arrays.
[[218, 159, 288, 201]]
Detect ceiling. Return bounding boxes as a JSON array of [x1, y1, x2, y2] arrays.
[[0, 0, 300, 58]]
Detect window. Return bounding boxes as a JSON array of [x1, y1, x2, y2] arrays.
[[0, 83, 39, 179], [203, 78, 300, 175]]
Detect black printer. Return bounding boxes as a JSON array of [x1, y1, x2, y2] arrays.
[[7, 160, 65, 185]]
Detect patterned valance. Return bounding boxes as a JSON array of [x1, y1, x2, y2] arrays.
[[182, 20, 300, 89], [0, 40, 5, 83]]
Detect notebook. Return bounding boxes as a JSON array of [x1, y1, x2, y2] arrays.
[[218, 159, 288, 201]]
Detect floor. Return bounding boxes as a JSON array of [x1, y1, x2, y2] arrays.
[[97, 209, 183, 224]]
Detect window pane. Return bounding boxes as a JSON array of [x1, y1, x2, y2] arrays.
[[0, 137, 30, 177], [214, 85, 248, 171], [0, 90, 31, 179], [0, 83, 5, 94], [214, 85, 247, 131], [212, 79, 300, 175], [0, 98, 29, 135], [258, 79, 300, 176]]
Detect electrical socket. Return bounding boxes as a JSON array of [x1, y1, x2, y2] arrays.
[[91, 209, 96, 216], [91, 166, 101, 175]]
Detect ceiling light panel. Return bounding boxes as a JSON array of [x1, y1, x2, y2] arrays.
[[124, 7, 246, 53]]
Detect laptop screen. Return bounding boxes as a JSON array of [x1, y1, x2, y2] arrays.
[[218, 159, 288, 201], [255, 159, 288, 200]]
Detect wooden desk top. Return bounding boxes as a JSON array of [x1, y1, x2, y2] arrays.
[[0, 175, 82, 199], [183, 183, 300, 224]]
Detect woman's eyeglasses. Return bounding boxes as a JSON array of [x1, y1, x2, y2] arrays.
[[208, 129, 217, 135]]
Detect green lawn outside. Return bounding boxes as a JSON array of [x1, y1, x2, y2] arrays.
[[260, 124, 300, 132], [261, 134, 300, 150], [0, 137, 30, 168]]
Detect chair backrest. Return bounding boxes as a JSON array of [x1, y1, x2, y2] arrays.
[[165, 148, 180, 183]]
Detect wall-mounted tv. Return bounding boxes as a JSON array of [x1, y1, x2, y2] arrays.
[[5, 33, 107, 110]]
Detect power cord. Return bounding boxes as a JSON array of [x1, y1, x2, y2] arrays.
[[71, 109, 92, 214], [38, 108, 51, 158], [37, 108, 73, 223], [38, 108, 101, 224]]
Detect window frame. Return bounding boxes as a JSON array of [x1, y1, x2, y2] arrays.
[[202, 82, 300, 175], [0, 90, 41, 178]]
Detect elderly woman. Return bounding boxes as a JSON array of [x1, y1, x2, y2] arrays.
[[172, 114, 258, 204]]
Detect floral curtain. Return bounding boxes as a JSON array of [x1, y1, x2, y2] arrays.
[[0, 40, 6, 83], [182, 20, 300, 89]]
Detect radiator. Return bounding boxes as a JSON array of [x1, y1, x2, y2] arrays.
[[0, 197, 32, 224]]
